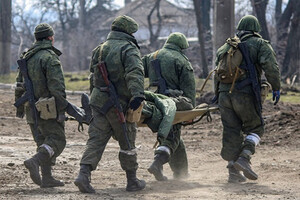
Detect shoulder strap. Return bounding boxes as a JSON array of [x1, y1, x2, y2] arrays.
[[153, 50, 160, 59]]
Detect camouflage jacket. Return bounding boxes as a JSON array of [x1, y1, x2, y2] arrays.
[[215, 33, 281, 93], [142, 91, 176, 138], [142, 43, 196, 106], [89, 31, 145, 110], [15, 40, 68, 123]]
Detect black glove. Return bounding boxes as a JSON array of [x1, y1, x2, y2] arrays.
[[129, 97, 144, 111]]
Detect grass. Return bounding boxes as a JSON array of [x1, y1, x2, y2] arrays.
[[1, 72, 299, 104]]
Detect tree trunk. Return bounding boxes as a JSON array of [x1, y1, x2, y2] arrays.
[[0, 0, 12, 75], [193, 0, 208, 78], [281, 1, 300, 80], [276, 0, 296, 68], [147, 0, 162, 48], [251, 0, 270, 40]]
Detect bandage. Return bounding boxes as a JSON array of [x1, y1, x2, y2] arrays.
[[245, 133, 261, 146], [120, 148, 137, 156], [40, 144, 55, 157], [156, 146, 171, 155]]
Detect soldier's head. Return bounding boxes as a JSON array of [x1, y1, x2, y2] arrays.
[[111, 15, 139, 35], [165, 32, 189, 49], [237, 15, 261, 32], [34, 23, 55, 43]]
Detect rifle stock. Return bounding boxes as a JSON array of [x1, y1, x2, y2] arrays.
[[98, 61, 131, 150], [238, 42, 263, 124], [14, 59, 39, 139]]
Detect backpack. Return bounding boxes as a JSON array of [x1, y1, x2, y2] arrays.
[[200, 36, 245, 93], [215, 36, 245, 84]]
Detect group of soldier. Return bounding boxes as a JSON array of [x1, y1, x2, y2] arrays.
[[14, 14, 280, 193]]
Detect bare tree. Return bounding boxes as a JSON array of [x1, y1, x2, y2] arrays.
[[251, 0, 270, 40], [147, 0, 162, 48], [0, 0, 12, 75], [281, 0, 300, 80], [275, 0, 299, 79], [193, 0, 208, 78]]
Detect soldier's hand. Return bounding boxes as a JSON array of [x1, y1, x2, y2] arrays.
[[57, 113, 66, 123], [129, 97, 144, 111], [16, 106, 25, 118], [272, 90, 280, 105]]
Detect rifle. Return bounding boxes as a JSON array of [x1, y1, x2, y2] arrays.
[[97, 61, 131, 150], [238, 42, 263, 124], [151, 59, 167, 95], [14, 59, 39, 139]]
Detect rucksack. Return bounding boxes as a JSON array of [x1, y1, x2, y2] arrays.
[[200, 36, 245, 93], [215, 36, 245, 84]]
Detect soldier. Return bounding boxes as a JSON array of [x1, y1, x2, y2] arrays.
[[15, 23, 68, 188], [74, 15, 146, 193], [214, 15, 281, 183], [142, 32, 196, 181]]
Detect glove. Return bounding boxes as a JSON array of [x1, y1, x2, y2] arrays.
[[16, 105, 25, 118], [57, 113, 66, 123], [272, 90, 280, 105], [129, 97, 144, 111]]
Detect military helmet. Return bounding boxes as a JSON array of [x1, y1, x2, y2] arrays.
[[165, 32, 189, 49], [237, 15, 261, 32], [111, 15, 139, 34], [34, 23, 54, 40]]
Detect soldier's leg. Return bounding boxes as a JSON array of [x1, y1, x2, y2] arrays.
[[218, 92, 246, 183], [168, 125, 189, 179], [75, 108, 112, 193], [148, 124, 180, 181], [25, 119, 66, 186], [169, 139, 189, 179], [232, 92, 263, 180], [111, 112, 145, 192]]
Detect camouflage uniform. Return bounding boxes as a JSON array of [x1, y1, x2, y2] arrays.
[[74, 15, 146, 193], [215, 15, 281, 182], [142, 32, 196, 180], [15, 23, 67, 187]]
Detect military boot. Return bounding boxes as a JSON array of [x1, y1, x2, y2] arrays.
[[41, 164, 64, 188], [125, 170, 146, 192], [227, 161, 247, 183], [74, 164, 95, 193], [24, 151, 49, 186], [233, 154, 258, 180], [147, 152, 169, 181]]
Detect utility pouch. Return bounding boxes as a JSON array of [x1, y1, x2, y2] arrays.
[[260, 81, 271, 104], [126, 101, 144, 123], [35, 97, 57, 120]]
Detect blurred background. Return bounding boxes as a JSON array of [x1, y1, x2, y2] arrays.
[[0, 0, 299, 84]]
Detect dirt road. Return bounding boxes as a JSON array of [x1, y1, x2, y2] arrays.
[[0, 88, 299, 200]]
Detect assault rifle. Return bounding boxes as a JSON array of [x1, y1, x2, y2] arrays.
[[151, 59, 167, 95], [97, 61, 131, 149], [238, 42, 263, 124], [14, 59, 39, 139]]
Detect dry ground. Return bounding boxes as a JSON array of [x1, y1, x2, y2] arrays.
[[0, 88, 299, 200]]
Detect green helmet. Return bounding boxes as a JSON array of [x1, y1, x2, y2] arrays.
[[111, 15, 139, 34], [34, 23, 54, 40], [165, 32, 189, 49], [237, 15, 261, 32]]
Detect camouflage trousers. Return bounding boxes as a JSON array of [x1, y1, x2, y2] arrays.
[[29, 119, 66, 165], [80, 106, 138, 171], [157, 124, 188, 177], [218, 91, 264, 161]]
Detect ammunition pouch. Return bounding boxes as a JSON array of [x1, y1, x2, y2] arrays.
[[35, 97, 57, 120]]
